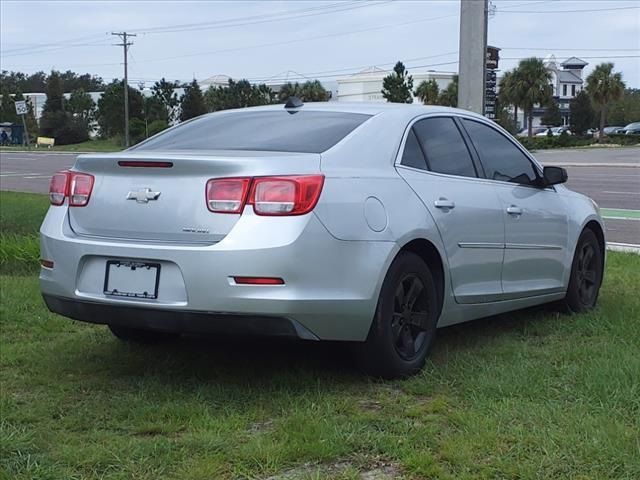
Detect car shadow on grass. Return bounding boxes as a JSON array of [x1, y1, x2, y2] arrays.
[[57, 302, 564, 388]]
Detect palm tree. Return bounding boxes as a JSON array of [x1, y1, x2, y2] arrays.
[[586, 63, 625, 142], [437, 75, 458, 107], [498, 70, 521, 129], [414, 79, 439, 105], [300, 80, 330, 102], [512, 58, 552, 137], [278, 82, 303, 102]]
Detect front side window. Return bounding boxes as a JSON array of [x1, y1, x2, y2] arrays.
[[412, 117, 477, 178], [462, 119, 539, 185]]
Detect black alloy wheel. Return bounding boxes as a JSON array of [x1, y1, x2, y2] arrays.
[[392, 274, 430, 361], [575, 241, 598, 306], [564, 229, 603, 313], [356, 252, 439, 378]]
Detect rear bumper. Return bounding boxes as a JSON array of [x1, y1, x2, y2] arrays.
[[39, 206, 396, 341], [42, 294, 314, 339]]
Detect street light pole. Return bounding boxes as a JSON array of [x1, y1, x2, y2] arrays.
[[112, 32, 136, 147]]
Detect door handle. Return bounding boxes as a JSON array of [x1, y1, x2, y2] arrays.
[[506, 205, 523, 215], [434, 198, 455, 209]]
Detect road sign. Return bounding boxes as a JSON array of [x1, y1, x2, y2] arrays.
[[486, 46, 500, 70], [15, 100, 28, 116]]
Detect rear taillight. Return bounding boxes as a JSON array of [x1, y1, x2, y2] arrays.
[[49, 171, 94, 207], [250, 175, 324, 216], [69, 173, 94, 206], [206, 177, 251, 213], [205, 175, 324, 216], [49, 172, 68, 206]]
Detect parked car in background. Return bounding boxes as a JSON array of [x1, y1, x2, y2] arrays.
[[40, 102, 606, 378], [534, 127, 553, 137], [517, 127, 551, 137], [622, 122, 640, 134], [551, 126, 572, 136], [603, 126, 625, 135]]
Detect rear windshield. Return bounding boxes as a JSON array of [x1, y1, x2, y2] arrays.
[[134, 110, 372, 154]]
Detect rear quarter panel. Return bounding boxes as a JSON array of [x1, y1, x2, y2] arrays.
[[313, 110, 454, 323]]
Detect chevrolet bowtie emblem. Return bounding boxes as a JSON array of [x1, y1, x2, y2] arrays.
[[127, 188, 161, 203]]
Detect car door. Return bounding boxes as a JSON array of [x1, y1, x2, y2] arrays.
[[461, 118, 569, 298], [396, 116, 506, 304]]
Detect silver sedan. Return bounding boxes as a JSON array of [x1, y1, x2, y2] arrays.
[[40, 101, 605, 378]]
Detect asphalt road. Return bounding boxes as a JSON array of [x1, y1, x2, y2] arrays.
[[1, 148, 638, 245]]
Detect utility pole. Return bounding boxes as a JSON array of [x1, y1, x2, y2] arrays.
[[457, 0, 488, 114], [112, 32, 136, 147]]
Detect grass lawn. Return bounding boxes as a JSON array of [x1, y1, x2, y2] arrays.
[[0, 192, 639, 479], [0, 138, 122, 153]]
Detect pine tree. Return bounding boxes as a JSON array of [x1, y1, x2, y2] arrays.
[[541, 101, 562, 127], [42, 71, 65, 114], [180, 80, 206, 121], [569, 91, 595, 135], [381, 62, 414, 104]]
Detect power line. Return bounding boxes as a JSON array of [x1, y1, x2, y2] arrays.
[[131, 1, 359, 33], [502, 47, 640, 52], [1, 33, 108, 55], [134, 1, 391, 35], [133, 12, 459, 65], [496, 5, 640, 14]]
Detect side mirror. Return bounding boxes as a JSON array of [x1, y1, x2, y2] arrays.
[[542, 166, 568, 187]]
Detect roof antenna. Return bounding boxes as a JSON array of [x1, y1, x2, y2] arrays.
[[284, 96, 303, 109]]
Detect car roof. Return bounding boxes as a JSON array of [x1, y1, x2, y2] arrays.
[[204, 101, 488, 122]]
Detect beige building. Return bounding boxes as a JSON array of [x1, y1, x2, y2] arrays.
[[336, 67, 456, 103]]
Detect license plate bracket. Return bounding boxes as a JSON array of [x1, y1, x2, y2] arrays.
[[103, 260, 160, 299]]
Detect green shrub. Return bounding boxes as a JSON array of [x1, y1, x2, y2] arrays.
[[39, 111, 89, 145], [147, 119, 169, 137], [606, 134, 640, 146], [517, 135, 596, 150]]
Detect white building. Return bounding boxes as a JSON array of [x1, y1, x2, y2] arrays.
[[336, 67, 456, 103]]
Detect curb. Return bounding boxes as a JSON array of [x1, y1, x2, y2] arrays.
[[0, 150, 114, 155], [542, 162, 639, 168], [607, 242, 640, 254]]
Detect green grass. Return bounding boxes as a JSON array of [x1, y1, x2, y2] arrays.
[[0, 192, 50, 274], [1, 192, 639, 479], [0, 138, 122, 153]]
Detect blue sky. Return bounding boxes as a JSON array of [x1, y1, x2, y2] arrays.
[[1, 0, 639, 88]]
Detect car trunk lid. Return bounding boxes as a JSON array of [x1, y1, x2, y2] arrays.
[[68, 150, 321, 244]]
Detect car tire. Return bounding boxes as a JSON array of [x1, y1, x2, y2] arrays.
[[563, 229, 603, 313], [355, 252, 439, 379], [108, 325, 179, 344]]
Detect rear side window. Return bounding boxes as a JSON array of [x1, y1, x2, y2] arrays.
[[134, 110, 372, 154], [412, 117, 477, 178], [462, 119, 539, 185], [400, 129, 428, 170]]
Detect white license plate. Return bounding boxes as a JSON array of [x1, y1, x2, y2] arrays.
[[103, 260, 160, 299]]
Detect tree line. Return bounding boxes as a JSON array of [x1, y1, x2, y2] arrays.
[[1, 62, 637, 146], [0, 70, 330, 146], [375, 59, 637, 140]]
